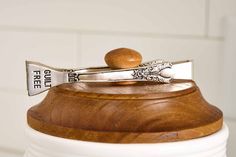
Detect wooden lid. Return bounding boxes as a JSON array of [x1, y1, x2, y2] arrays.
[[27, 79, 223, 143]]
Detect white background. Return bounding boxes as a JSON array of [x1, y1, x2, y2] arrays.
[[0, 0, 235, 156]]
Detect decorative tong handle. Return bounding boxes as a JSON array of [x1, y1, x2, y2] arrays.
[[26, 48, 192, 96], [26, 60, 177, 96]]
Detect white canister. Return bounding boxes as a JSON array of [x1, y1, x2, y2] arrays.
[[24, 123, 229, 157]]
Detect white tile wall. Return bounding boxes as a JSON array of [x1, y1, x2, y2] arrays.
[[0, 0, 205, 36], [0, 31, 78, 91], [209, 0, 236, 37], [221, 17, 236, 119], [0, 90, 47, 151], [0, 150, 22, 157], [225, 119, 236, 157], [0, 0, 235, 156]]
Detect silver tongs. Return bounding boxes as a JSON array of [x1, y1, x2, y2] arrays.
[[26, 60, 193, 96]]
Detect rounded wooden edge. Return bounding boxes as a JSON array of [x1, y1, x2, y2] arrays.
[[104, 47, 142, 69], [54, 80, 197, 100], [27, 114, 223, 144]]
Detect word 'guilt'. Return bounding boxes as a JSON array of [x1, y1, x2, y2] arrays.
[[33, 70, 52, 89]]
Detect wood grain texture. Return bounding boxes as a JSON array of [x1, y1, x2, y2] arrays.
[[105, 48, 142, 69], [27, 80, 223, 143]]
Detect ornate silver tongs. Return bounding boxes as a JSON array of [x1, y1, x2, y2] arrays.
[[26, 60, 192, 96]]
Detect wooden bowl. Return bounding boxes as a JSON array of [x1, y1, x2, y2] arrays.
[[27, 79, 223, 143]]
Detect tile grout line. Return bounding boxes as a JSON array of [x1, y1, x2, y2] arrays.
[[204, 0, 210, 37], [0, 87, 27, 95], [0, 146, 24, 155], [0, 25, 223, 41], [225, 116, 236, 122]]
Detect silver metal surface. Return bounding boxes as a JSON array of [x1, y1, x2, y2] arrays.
[[26, 60, 193, 96]]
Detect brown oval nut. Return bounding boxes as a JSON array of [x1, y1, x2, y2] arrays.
[[105, 48, 142, 69]]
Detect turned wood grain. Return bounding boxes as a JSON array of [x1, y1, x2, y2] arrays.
[[27, 80, 223, 143]]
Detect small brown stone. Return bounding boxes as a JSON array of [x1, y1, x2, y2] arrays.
[[105, 48, 142, 69]]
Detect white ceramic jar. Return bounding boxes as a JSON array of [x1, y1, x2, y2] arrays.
[[24, 124, 229, 157]]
